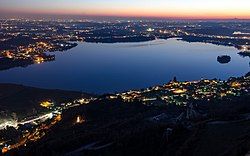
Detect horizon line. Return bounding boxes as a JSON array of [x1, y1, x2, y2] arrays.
[[0, 10, 250, 20], [1, 13, 250, 21]]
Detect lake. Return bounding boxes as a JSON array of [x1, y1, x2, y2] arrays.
[[0, 38, 249, 94]]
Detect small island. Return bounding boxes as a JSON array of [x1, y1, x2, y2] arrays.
[[217, 55, 231, 64]]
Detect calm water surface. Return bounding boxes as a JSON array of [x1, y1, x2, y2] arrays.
[[0, 39, 249, 94]]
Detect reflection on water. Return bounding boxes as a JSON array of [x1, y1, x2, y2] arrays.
[[116, 40, 168, 48], [0, 39, 249, 94]]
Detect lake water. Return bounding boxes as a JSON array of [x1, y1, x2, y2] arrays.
[[0, 38, 249, 94]]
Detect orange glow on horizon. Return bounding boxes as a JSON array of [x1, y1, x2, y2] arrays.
[[1, 0, 250, 20], [2, 8, 250, 19]]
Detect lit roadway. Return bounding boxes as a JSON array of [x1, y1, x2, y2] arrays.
[[0, 112, 54, 130]]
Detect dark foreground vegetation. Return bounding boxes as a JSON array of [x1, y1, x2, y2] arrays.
[[0, 84, 91, 119], [3, 88, 250, 156]]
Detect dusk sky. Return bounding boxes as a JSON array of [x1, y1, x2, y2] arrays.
[[0, 0, 250, 19]]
